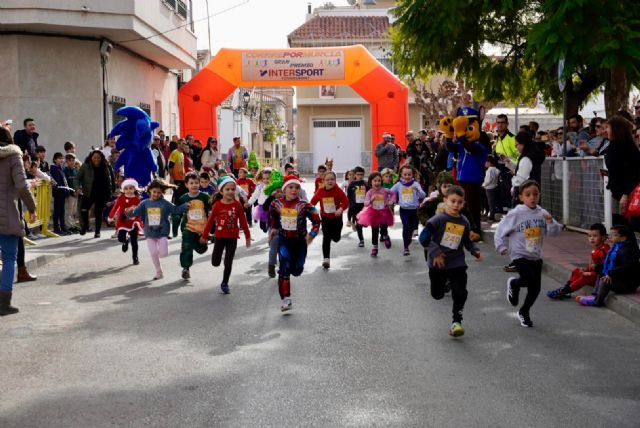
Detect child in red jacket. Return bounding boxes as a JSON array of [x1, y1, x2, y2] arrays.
[[201, 176, 251, 294], [547, 223, 610, 299], [310, 171, 349, 269], [108, 178, 143, 265]]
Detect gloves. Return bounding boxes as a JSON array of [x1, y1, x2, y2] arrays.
[[439, 117, 455, 139]]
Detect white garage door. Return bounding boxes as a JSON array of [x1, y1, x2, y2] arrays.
[[312, 119, 362, 174]]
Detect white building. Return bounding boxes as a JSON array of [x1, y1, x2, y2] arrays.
[[0, 0, 197, 157]]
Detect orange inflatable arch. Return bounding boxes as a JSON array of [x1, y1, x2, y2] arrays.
[[179, 45, 408, 170]]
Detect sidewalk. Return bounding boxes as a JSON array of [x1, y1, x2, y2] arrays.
[[484, 223, 640, 325]]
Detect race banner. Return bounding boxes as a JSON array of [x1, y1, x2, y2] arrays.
[[241, 49, 345, 81]]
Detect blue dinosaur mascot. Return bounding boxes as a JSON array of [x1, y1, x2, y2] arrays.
[[108, 106, 159, 187], [439, 107, 490, 241]]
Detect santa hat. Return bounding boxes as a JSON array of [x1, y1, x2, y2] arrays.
[[121, 178, 139, 191], [217, 176, 236, 191], [282, 174, 302, 190]]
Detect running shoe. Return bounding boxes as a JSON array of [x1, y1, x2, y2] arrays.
[[322, 258, 330, 269], [517, 311, 533, 327], [153, 271, 164, 280], [281, 298, 292, 312], [503, 263, 518, 273], [506, 277, 519, 306], [371, 247, 378, 257], [449, 322, 465, 337], [547, 287, 571, 300], [220, 283, 230, 294], [403, 248, 410, 256], [383, 235, 392, 249], [577, 295, 597, 306], [358, 240, 365, 248], [122, 240, 129, 253], [181, 268, 190, 280], [133, 257, 139, 266]]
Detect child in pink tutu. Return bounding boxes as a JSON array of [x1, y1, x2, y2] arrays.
[[357, 172, 396, 257]]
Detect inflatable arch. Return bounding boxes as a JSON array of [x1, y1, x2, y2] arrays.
[[178, 45, 408, 170]]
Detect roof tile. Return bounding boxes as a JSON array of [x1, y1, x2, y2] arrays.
[[288, 16, 389, 41]]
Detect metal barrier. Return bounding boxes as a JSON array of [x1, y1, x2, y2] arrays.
[[23, 180, 58, 238], [540, 157, 613, 231]]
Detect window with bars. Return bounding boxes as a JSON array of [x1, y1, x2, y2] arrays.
[[162, 0, 176, 10], [313, 120, 337, 128], [338, 120, 361, 128], [176, 0, 188, 19], [139, 103, 151, 117], [110, 96, 126, 127]]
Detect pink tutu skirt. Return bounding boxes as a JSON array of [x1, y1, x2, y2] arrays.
[[356, 206, 394, 228], [253, 205, 269, 223]]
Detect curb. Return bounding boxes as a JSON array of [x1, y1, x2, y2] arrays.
[[482, 229, 640, 326]]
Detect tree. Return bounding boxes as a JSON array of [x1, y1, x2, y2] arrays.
[[391, 0, 640, 117], [319, 2, 336, 9]]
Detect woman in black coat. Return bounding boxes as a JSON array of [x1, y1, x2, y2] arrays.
[[604, 115, 640, 225]]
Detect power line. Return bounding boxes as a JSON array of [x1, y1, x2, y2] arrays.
[[116, 0, 250, 44]]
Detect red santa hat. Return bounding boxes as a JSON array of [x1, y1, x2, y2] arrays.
[[121, 178, 139, 191], [282, 174, 302, 190]]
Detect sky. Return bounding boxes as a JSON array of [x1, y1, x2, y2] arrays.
[[191, 0, 353, 53]]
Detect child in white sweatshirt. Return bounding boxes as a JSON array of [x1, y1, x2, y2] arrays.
[[495, 180, 562, 327]]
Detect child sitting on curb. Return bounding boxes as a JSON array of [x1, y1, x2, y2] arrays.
[[547, 223, 609, 299], [577, 224, 640, 307]]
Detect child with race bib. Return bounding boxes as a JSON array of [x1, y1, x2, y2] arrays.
[[177, 172, 212, 281], [419, 185, 481, 337], [126, 179, 189, 281], [269, 174, 321, 312], [246, 168, 271, 233], [357, 172, 395, 257], [391, 165, 426, 256], [201, 176, 251, 294], [495, 180, 562, 327], [346, 166, 368, 247], [108, 178, 143, 265], [310, 171, 349, 269]]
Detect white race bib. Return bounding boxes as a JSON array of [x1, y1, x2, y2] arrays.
[[147, 207, 161, 227], [401, 187, 414, 204], [355, 187, 366, 204], [322, 197, 336, 214], [524, 227, 542, 253], [281, 207, 298, 231], [441, 222, 465, 250], [188, 208, 204, 221], [372, 194, 385, 210]]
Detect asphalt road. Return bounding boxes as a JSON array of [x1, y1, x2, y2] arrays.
[[1, 218, 639, 427]]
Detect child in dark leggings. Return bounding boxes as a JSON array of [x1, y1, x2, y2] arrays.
[[201, 176, 251, 294], [108, 178, 142, 265], [495, 180, 562, 327], [356, 172, 395, 257], [346, 166, 368, 247], [390, 165, 426, 256]]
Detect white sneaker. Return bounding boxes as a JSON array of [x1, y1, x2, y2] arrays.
[[280, 298, 292, 312], [153, 271, 164, 280]]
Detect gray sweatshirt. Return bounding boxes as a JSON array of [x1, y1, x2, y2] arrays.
[[494, 204, 562, 261], [422, 212, 479, 269]]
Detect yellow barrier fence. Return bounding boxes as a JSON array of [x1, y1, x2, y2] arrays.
[[23, 180, 58, 240]]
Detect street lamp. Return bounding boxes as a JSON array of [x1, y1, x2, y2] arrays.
[[265, 108, 272, 122], [242, 91, 250, 106]]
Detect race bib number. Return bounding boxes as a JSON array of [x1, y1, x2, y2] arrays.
[[322, 197, 336, 214], [281, 207, 298, 231], [441, 222, 465, 250], [188, 208, 204, 221], [524, 227, 542, 252], [401, 187, 414, 204], [147, 207, 161, 226], [372, 194, 385, 210], [355, 187, 366, 204]]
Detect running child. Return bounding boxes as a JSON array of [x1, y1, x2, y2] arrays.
[[201, 176, 251, 294], [314, 164, 327, 192], [391, 165, 426, 256], [264, 187, 284, 278], [246, 168, 272, 232], [547, 223, 609, 299], [269, 174, 321, 312], [495, 180, 562, 327], [356, 172, 395, 257], [342, 170, 354, 227], [418, 171, 454, 226], [419, 185, 481, 337], [126, 179, 188, 280], [108, 178, 143, 265], [199, 171, 217, 196], [310, 171, 349, 269], [346, 166, 368, 247], [177, 172, 211, 280], [380, 168, 396, 190], [236, 168, 256, 226], [577, 224, 640, 307]]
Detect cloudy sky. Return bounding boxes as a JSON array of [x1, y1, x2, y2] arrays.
[[191, 0, 353, 53]]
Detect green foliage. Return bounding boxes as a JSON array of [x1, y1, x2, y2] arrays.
[[263, 123, 287, 144], [391, 0, 640, 115]]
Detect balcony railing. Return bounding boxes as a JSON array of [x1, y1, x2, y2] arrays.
[[176, 0, 188, 20]]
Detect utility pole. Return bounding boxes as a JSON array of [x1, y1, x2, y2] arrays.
[[204, 0, 212, 55]]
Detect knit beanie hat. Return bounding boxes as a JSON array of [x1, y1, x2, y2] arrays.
[[217, 176, 236, 191], [282, 174, 302, 190], [121, 178, 139, 191]]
